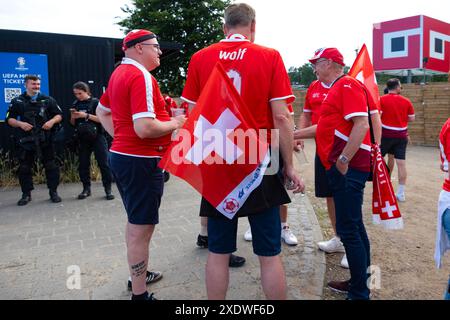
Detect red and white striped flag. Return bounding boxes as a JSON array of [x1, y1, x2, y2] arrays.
[[159, 62, 270, 220]]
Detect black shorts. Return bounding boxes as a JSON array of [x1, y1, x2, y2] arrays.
[[381, 137, 408, 160], [109, 153, 163, 225], [315, 154, 333, 198]]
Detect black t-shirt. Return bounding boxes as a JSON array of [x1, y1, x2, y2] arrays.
[[72, 97, 103, 134]]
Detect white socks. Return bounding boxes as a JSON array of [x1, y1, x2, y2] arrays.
[[398, 184, 405, 195], [281, 222, 289, 229]]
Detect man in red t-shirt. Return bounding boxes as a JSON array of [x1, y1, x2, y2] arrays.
[[297, 80, 348, 263], [244, 102, 299, 247], [435, 118, 450, 283], [96, 29, 186, 300], [294, 47, 381, 300], [182, 3, 304, 300], [380, 78, 415, 202]]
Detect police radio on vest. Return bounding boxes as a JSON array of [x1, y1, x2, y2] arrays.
[[219, 48, 248, 61]]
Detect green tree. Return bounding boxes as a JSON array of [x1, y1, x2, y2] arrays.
[[288, 63, 317, 87], [118, 0, 231, 95]]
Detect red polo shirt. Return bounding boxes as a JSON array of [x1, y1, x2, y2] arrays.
[[316, 76, 377, 172], [181, 34, 295, 133]]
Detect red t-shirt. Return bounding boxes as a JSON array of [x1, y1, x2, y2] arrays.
[[181, 34, 295, 132], [380, 93, 415, 139], [99, 58, 171, 157], [439, 118, 450, 192], [303, 80, 330, 125], [316, 76, 377, 172]]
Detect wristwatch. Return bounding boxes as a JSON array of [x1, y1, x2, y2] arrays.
[[338, 154, 349, 164]]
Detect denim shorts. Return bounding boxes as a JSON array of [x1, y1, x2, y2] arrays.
[[109, 152, 163, 225], [207, 206, 281, 257]]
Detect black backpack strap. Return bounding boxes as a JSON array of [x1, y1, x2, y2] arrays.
[[360, 85, 376, 145], [332, 75, 376, 145]]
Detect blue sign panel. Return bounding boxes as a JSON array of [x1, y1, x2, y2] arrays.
[[0, 52, 49, 122]]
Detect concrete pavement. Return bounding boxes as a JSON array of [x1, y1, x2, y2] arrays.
[[0, 176, 325, 300]]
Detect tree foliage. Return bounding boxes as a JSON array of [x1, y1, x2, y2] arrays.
[[288, 64, 316, 87], [118, 0, 231, 95]]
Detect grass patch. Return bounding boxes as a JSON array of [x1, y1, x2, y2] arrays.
[[0, 151, 102, 188]]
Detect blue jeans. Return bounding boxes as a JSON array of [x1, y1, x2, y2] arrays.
[[443, 208, 450, 300], [327, 165, 370, 300]]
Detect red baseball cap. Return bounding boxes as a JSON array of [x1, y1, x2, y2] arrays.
[[122, 29, 156, 51], [309, 48, 345, 66]]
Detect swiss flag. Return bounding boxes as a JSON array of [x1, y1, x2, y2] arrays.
[[371, 144, 404, 229], [159, 63, 270, 219], [348, 44, 380, 110]]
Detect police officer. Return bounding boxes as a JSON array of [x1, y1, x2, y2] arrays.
[[6, 75, 63, 206], [70, 81, 114, 200]]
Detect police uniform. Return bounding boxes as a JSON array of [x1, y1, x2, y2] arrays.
[[72, 97, 113, 199], [6, 92, 62, 202]]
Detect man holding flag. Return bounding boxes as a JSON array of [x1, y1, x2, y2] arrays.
[[166, 3, 304, 299], [96, 29, 186, 300], [295, 47, 380, 300]]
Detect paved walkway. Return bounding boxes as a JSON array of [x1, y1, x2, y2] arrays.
[[0, 177, 325, 300]]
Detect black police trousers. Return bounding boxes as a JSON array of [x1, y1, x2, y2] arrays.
[[78, 134, 112, 189], [18, 143, 60, 194]]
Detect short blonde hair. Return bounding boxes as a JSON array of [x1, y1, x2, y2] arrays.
[[224, 3, 255, 28]]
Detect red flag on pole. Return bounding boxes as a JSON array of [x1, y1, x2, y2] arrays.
[[349, 44, 404, 229], [348, 44, 380, 110], [159, 62, 270, 220]]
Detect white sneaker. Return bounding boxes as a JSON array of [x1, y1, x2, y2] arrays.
[[396, 193, 405, 202], [244, 227, 252, 241], [317, 236, 345, 253], [281, 226, 298, 246], [340, 254, 349, 269]]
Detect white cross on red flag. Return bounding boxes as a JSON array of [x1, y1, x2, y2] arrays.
[[371, 144, 404, 229], [349, 44, 403, 229], [159, 62, 270, 220]]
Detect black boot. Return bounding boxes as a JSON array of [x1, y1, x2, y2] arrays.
[[50, 190, 62, 203], [163, 171, 170, 183], [105, 186, 114, 200], [17, 193, 32, 206], [229, 254, 246, 268], [196, 234, 208, 248], [78, 186, 91, 200]]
